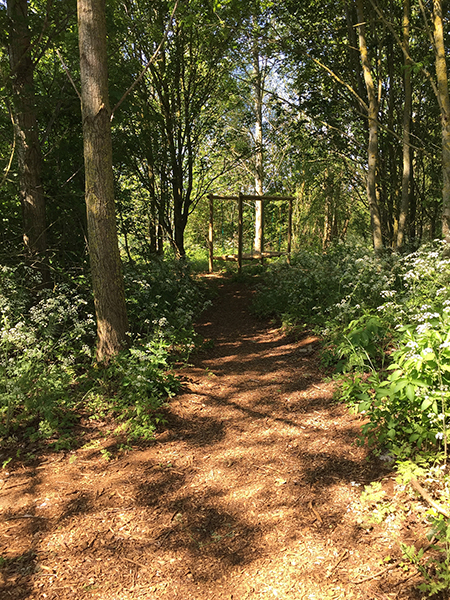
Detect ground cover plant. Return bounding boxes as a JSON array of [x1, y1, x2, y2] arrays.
[[0, 258, 206, 449], [253, 240, 450, 595]]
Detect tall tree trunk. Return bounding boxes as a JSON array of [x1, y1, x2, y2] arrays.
[[77, 0, 128, 361], [432, 0, 450, 249], [397, 0, 412, 250], [386, 25, 397, 246], [7, 0, 49, 284], [356, 0, 383, 252], [253, 37, 264, 255]]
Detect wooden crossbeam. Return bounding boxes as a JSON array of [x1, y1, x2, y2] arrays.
[[209, 194, 294, 201], [208, 193, 293, 273], [213, 251, 288, 262]]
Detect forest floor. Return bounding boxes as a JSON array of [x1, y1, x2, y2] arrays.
[[0, 274, 445, 600]]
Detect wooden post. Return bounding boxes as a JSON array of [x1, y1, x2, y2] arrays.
[[287, 196, 293, 265], [260, 195, 264, 266], [208, 194, 214, 273], [238, 192, 243, 273]]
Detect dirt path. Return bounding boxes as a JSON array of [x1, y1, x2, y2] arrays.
[[0, 276, 428, 599]]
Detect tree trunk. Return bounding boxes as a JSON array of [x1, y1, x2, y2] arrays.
[[7, 0, 49, 284], [356, 0, 383, 252], [397, 0, 412, 250], [432, 0, 450, 249], [386, 24, 397, 247], [253, 37, 264, 255], [77, 0, 128, 361]]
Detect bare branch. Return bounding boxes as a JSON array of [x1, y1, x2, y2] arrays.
[[312, 57, 368, 112], [55, 48, 81, 101], [0, 103, 16, 190]]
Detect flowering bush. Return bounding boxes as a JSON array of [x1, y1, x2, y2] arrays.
[[124, 258, 208, 356], [353, 307, 450, 455], [0, 259, 206, 445], [254, 240, 450, 456]]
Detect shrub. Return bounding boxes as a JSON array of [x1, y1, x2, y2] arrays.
[[0, 258, 206, 445], [254, 240, 450, 456]]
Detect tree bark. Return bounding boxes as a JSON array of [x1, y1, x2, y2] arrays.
[[253, 39, 264, 255], [7, 0, 49, 284], [356, 0, 383, 252], [397, 0, 412, 250], [432, 0, 450, 249], [77, 0, 128, 361]]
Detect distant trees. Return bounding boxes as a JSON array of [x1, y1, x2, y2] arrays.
[[280, 0, 450, 251], [113, 0, 241, 259], [2, 0, 450, 349]]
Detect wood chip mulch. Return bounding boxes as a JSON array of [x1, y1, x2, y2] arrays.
[[0, 274, 445, 599]]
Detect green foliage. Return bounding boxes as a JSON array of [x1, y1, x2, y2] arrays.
[[0, 259, 205, 446], [253, 242, 397, 373], [0, 265, 95, 441], [355, 309, 450, 455], [332, 315, 386, 372], [85, 339, 180, 441], [402, 512, 450, 596], [255, 241, 450, 457], [397, 461, 450, 595], [252, 242, 397, 325], [124, 258, 208, 359]]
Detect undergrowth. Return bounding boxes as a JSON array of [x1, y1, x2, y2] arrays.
[[0, 258, 206, 449], [253, 240, 450, 595]]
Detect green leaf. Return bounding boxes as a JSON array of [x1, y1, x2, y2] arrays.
[[388, 368, 403, 378], [405, 384, 416, 402], [421, 398, 433, 411], [408, 379, 428, 387], [387, 363, 400, 371], [392, 379, 408, 393]]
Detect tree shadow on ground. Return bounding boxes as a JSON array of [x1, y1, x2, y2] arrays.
[[0, 278, 431, 599]]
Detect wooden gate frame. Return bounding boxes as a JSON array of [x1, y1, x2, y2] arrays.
[[207, 193, 294, 273]]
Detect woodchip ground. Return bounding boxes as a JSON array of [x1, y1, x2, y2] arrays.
[[0, 275, 444, 600]]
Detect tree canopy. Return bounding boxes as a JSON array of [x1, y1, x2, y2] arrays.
[[2, 0, 450, 271]]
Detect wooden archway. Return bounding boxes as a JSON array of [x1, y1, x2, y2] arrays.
[[207, 193, 294, 273]]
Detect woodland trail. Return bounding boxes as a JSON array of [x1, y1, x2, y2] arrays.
[[0, 275, 430, 599]]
